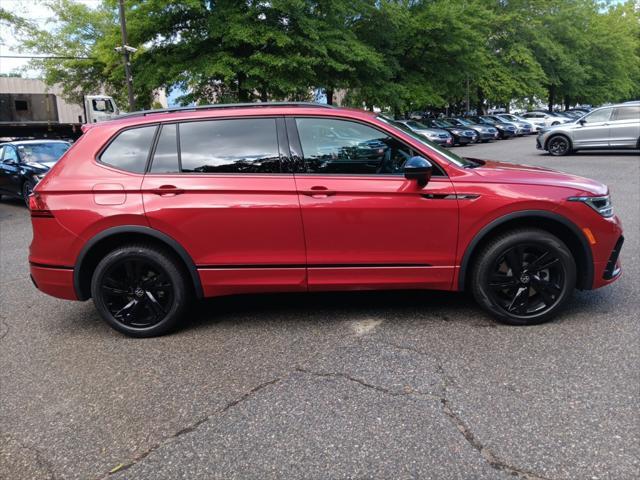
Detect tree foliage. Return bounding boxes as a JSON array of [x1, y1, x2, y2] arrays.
[[11, 0, 640, 112]]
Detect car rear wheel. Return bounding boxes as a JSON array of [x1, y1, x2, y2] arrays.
[[547, 135, 571, 156], [471, 229, 576, 326], [91, 244, 190, 337], [22, 180, 35, 206]]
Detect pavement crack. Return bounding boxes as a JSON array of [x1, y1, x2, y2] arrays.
[[99, 377, 282, 478], [0, 317, 8, 342], [5, 434, 58, 480], [372, 341, 554, 480], [435, 362, 554, 480], [295, 367, 440, 400]]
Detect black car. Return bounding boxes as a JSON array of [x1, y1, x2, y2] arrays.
[[420, 118, 478, 145], [446, 118, 499, 142], [0, 140, 70, 205], [467, 116, 517, 139]]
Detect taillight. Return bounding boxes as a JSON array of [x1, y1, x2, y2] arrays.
[[29, 193, 54, 218]]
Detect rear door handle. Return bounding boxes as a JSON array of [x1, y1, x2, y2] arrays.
[[151, 185, 184, 196], [301, 186, 336, 198]]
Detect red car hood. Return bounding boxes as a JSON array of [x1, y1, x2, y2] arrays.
[[469, 160, 608, 196]]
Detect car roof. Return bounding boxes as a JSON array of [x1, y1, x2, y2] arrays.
[[82, 102, 377, 133]]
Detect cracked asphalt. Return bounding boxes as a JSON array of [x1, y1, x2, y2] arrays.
[[1, 136, 638, 480]]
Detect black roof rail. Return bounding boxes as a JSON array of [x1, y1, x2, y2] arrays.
[[116, 101, 335, 120]]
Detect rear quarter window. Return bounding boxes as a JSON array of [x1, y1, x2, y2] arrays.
[[100, 125, 157, 173]]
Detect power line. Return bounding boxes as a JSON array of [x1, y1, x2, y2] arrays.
[[0, 55, 95, 60]]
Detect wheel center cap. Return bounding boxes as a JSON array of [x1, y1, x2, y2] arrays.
[[134, 287, 145, 298], [520, 273, 531, 284]]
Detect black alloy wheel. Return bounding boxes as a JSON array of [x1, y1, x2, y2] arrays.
[[547, 136, 571, 156], [471, 229, 576, 325], [22, 180, 35, 206], [91, 244, 190, 337]]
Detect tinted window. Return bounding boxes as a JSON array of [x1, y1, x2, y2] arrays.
[[180, 119, 280, 173], [296, 118, 416, 175], [3, 146, 18, 163], [614, 106, 640, 121], [150, 124, 179, 173], [584, 108, 612, 123], [101, 126, 157, 173], [16, 143, 69, 163]]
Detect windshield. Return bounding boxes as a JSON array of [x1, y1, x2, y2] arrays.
[[405, 120, 430, 130], [377, 116, 477, 168], [434, 119, 453, 128], [500, 114, 516, 121], [452, 118, 473, 126], [17, 143, 70, 163]]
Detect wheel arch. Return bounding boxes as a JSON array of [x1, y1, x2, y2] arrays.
[[74, 226, 203, 301], [458, 210, 593, 291], [544, 132, 572, 151]]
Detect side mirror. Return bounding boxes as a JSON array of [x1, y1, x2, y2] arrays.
[[404, 156, 433, 187], [579, 119, 586, 125]]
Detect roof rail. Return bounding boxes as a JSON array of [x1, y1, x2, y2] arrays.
[[116, 101, 335, 120]]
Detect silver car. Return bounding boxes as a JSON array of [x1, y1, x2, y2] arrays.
[[536, 103, 640, 156], [496, 113, 540, 133]]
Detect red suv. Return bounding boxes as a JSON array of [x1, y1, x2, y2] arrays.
[[29, 103, 623, 337]]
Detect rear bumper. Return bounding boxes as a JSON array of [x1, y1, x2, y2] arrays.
[[30, 264, 78, 300]]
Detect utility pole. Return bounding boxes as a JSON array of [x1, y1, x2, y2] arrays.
[[116, 0, 136, 111]]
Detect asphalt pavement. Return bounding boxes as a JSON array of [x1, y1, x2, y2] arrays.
[[0, 136, 638, 480]]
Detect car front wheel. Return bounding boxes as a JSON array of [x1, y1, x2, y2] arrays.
[[22, 180, 36, 206], [91, 244, 191, 337], [471, 229, 576, 326], [547, 135, 571, 156]]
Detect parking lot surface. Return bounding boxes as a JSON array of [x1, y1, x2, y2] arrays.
[[1, 136, 638, 480]]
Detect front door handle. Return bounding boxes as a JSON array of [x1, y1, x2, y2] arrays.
[[151, 185, 184, 196], [301, 186, 336, 198]]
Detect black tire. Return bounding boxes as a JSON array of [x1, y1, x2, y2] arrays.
[[22, 180, 35, 206], [91, 244, 191, 337], [470, 229, 576, 326], [547, 135, 572, 156]]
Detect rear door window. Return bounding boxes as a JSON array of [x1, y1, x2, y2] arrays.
[[613, 106, 640, 121], [150, 124, 180, 173], [179, 118, 280, 173], [100, 126, 157, 173]]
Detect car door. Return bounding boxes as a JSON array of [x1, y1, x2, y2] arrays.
[[0, 145, 22, 196], [608, 105, 640, 148], [572, 107, 613, 148], [287, 116, 458, 291], [141, 116, 307, 296]]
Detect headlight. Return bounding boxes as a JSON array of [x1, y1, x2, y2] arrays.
[[568, 195, 613, 217]]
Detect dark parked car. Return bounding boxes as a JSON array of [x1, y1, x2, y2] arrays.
[[420, 118, 478, 145], [482, 115, 533, 136], [446, 118, 499, 142], [0, 140, 70, 204], [467, 116, 517, 139]]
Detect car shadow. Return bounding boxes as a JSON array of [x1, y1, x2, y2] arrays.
[[559, 150, 639, 157], [183, 289, 492, 332]]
